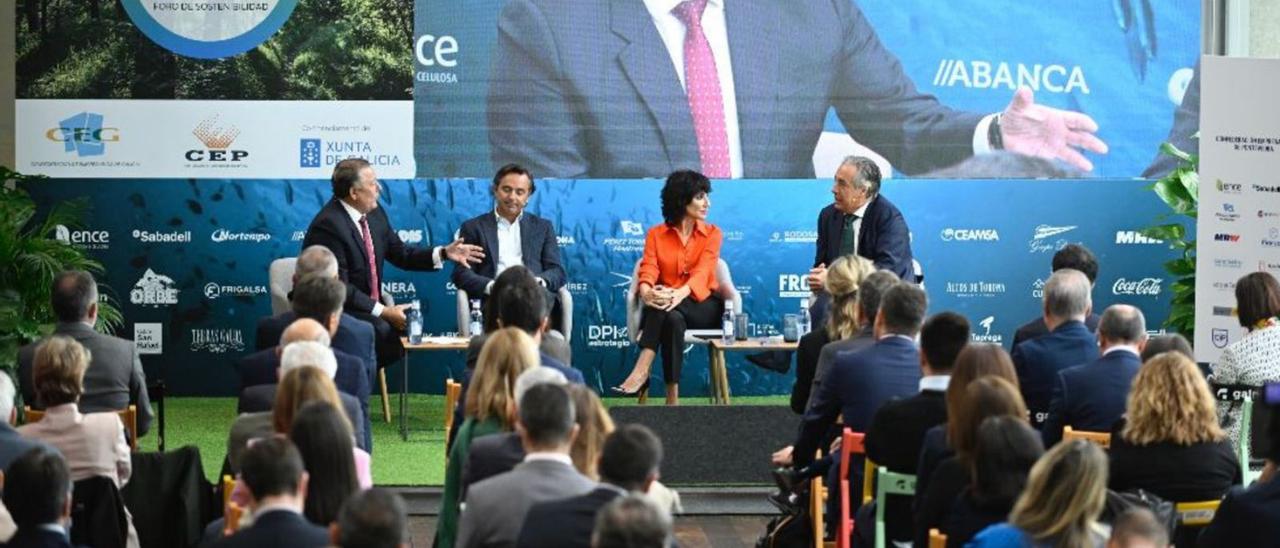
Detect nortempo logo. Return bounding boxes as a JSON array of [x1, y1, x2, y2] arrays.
[[970, 316, 1003, 344], [931, 60, 1089, 94], [130, 269, 178, 307], [186, 115, 248, 163], [1254, 184, 1280, 193], [397, 229, 424, 244], [190, 329, 245, 354], [1115, 231, 1164, 245], [132, 229, 192, 243], [1214, 258, 1243, 269], [1215, 180, 1242, 194], [1111, 277, 1162, 297], [587, 325, 630, 348], [940, 228, 999, 242], [203, 282, 267, 300], [211, 229, 271, 243], [300, 138, 321, 168], [46, 112, 118, 157], [54, 224, 110, 250], [778, 274, 811, 298], [1213, 233, 1240, 242]]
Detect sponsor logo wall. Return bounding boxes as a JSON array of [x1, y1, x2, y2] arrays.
[[25, 178, 1182, 396]]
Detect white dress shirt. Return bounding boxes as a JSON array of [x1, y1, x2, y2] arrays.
[[338, 200, 443, 316], [495, 209, 524, 276], [644, 0, 743, 178]]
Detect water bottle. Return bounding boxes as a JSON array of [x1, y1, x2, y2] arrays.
[[798, 300, 811, 337], [469, 299, 484, 336], [407, 300, 423, 344], [722, 301, 735, 344]]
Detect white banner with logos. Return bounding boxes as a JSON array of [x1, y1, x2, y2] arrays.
[[1195, 56, 1280, 363], [16, 99, 414, 178]]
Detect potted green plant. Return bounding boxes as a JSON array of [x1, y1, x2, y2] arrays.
[[1141, 142, 1198, 339]]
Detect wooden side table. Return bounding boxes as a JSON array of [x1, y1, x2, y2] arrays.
[[400, 337, 470, 441], [706, 338, 798, 404]]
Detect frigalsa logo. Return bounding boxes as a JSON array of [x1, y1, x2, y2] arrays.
[[121, 0, 299, 59]]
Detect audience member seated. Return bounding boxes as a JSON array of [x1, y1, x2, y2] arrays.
[[567, 384, 615, 481], [1012, 268, 1100, 430], [329, 488, 409, 548], [461, 367, 568, 499], [236, 341, 366, 452], [791, 256, 875, 414], [436, 328, 540, 548], [968, 440, 1110, 548], [0, 373, 50, 471], [457, 383, 595, 548], [517, 424, 665, 548], [1011, 244, 1101, 348], [1106, 508, 1168, 548], [208, 438, 329, 548], [1042, 305, 1147, 446], [1, 448, 75, 548], [1213, 271, 1280, 451], [290, 402, 362, 527], [256, 245, 376, 374], [1138, 333, 1193, 363], [1197, 397, 1280, 547], [466, 266, 573, 372], [591, 495, 674, 548], [17, 270, 154, 437], [914, 377, 1029, 547], [940, 416, 1044, 547]]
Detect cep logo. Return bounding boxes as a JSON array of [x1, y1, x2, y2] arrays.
[[186, 115, 249, 163], [46, 112, 118, 157], [1214, 233, 1241, 242]]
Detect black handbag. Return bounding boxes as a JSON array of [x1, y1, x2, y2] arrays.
[[1100, 489, 1177, 536]]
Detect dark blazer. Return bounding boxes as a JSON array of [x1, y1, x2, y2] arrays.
[[452, 212, 566, 296], [302, 199, 439, 315], [791, 329, 831, 414], [1010, 313, 1100, 349], [941, 491, 1014, 548], [808, 327, 876, 412], [913, 425, 952, 516], [1010, 320, 1099, 429], [1041, 349, 1141, 446], [793, 336, 921, 468], [0, 528, 80, 548], [1108, 422, 1240, 503], [913, 456, 969, 548], [814, 199, 914, 282], [461, 432, 525, 500], [18, 322, 153, 437], [457, 459, 596, 548], [516, 486, 626, 548], [206, 509, 329, 548], [236, 346, 371, 451], [487, 0, 984, 179], [255, 311, 376, 375], [236, 384, 366, 451], [866, 389, 948, 543], [1197, 476, 1280, 548], [0, 423, 54, 471]]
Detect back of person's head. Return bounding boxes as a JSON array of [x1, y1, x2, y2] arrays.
[[923, 151, 1081, 180], [1043, 268, 1092, 320], [240, 436, 307, 502], [1010, 440, 1109, 546], [336, 488, 409, 548], [518, 382, 577, 451], [3, 447, 72, 528], [33, 335, 90, 407], [1139, 334, 1193, 363], [483, 266, 537, 332], [1235, 271, 1280, 329], [600, 424, 664, 492], [568, 384, 615, 480], [1107, 508, 1169, 548], [857, 271, 899, 325], [1123, 352, 1223, 446], [498, 274, 550, 335], [1051, 244, 1099, 284], [945, 344, 1018, 438], [877, 283, 927, 336], [1099, 305, 1146, 346], [274, 365, 345, 434], [920, 312, 970, 373], [292, 274, 346, 325], [51, 270, 97, 323], [0, 371, 16, 422], [280, 318, 332, 348], [290, 401, 359, 526], [823, 256, 875, 339], [514, 366, 568, 407], [950, 376, 1028, 462], [970, 416, 1044, 506], [467, 327, 539, 425], [281, 340, 338, 379], [296, 245, 339, 279], [592, 494, 673, 548]]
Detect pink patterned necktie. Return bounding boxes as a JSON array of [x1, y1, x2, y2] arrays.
[[674, 0, 731, 178], [358, 216, 381, 302]]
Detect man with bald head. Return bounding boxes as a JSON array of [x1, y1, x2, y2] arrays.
[[1011, 268, 1101, 431], [1041, 305, 1147, 446]]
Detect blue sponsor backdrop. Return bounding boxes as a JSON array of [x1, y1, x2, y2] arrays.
[[27, 179, 1183, 397]]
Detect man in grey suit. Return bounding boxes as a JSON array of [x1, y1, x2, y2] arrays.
[[17, 270, 153, 437], [456, 383, 594, 548]]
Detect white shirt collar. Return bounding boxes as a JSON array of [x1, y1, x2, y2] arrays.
[[851, 197, 872, 218], [1103, 344, 1141, 357], [644, 0, 723, 20], [254, 501, 303, 519], [524, 451, 574, 467], [338, 198, 364, 225], [919, 375, 950, 393], [494, 207, 524, 227], [878, 333, 915, 343]]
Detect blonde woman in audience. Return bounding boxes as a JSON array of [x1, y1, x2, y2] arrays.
[[437, 327, 539, 548], [791, 255, 876, 413], [568, 384, 615, 480], [968, 440, 1111, 548]]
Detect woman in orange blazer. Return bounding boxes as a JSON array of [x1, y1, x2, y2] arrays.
[[614, 170, 723, 405]]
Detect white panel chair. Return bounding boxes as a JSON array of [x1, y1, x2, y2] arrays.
[[625, 258, 743, 346], [268, 258, 298, 316]]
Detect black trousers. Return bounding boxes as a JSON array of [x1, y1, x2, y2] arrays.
[[638, 296, 723, 383], [350, 310, 404, 372]]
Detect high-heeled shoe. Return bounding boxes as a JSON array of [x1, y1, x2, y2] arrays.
[[610, 379, 651, 396]]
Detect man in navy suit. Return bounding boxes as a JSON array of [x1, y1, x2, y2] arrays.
[[1012, 268, 1100, 430], [1197, 407, 1280, 547], [1, 448, 78, 548], [1011, 244, 1101, 348], [452, 163, 567, 321], [486, 0, 1106, 179], [1042, 305, 1147, 446], [208, 438, 329, 548], [302, 159, 483, 368]]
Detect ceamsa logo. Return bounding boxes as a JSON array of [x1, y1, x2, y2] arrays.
[[46, 112, 118, 157], [940, 228, 999, 242]]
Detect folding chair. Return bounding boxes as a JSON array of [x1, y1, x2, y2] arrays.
[[1175, 499, 1221, 527], [873, 467, 917, 548], [444, 379, 463, 462], [24, 405, 138, 451], [837, 428, 867, 548], [1062, 426, 1111, 448]]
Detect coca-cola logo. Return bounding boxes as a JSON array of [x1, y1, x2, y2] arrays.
[[1111, 277, 1162, 296]]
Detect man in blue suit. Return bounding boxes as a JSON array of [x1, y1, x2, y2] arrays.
[[1, 448, 78, 548], [486, 0, 1107, 179], [1012, 268, 1100, 430], [1041, 305, 1147, 446], [1011, 243, 1102, 348]]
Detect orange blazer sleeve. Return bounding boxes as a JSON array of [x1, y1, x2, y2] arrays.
[[637, 225, 662, 288], [687, 225, 722, 302]]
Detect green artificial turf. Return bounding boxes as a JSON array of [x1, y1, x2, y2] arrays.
[[142, 394, 789, 486]]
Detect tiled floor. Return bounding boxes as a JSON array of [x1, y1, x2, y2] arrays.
[[406, 515, 773, 547]]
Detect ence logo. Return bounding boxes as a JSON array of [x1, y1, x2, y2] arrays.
[[46, 112, 118, 157], [1215, 180, 1242, 194]]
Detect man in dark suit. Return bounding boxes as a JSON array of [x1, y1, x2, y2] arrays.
[[457, 384, 596, 548], [1011, 243, 1101, 348], [0, 374, 54, 471], [1197, 408, 1280, 547], [461, 367, 570, 499], [236, 341, 366, 451], [302, 158, 483, 369], [517, 424, 665, 548], [330, 488, 410, 548], [17, 271, 153, 437], [208, 438, 329, 548], [1012, 268, 1100, 430], [1, 448, 78, 548], [487, 0, 1106, 179], [1041, 305, 1147, 446], [452, 163, 567, 323]]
